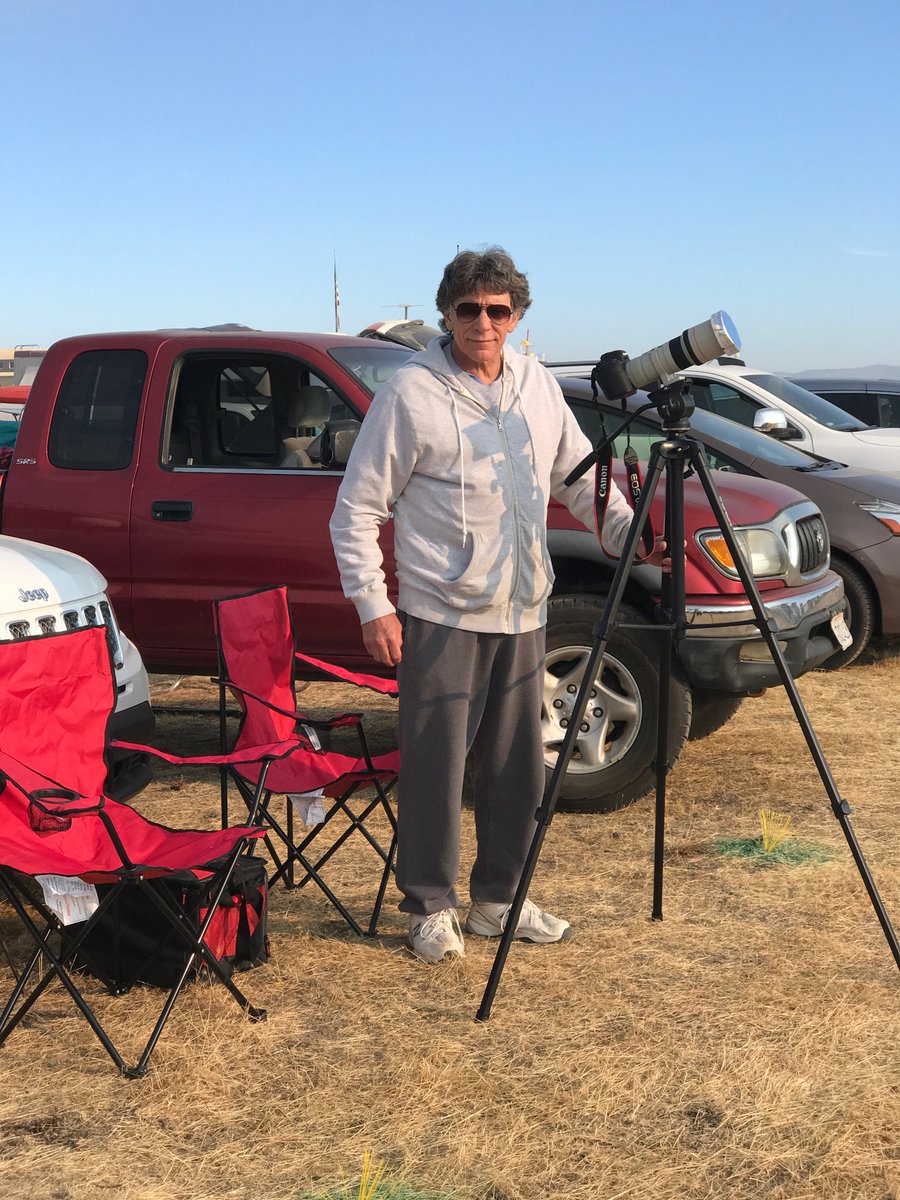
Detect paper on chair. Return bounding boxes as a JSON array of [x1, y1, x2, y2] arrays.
[[288, 789, 326, 826], [35, 875, 100, 926]]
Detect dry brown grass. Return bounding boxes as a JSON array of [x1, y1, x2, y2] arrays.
[[2, 647, 900, 1200]]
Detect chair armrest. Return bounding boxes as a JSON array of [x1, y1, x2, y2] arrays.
[[294, 652, 399, 696]]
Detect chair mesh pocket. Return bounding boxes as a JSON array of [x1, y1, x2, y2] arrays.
[[28, 801, 72, 836], [27, 790, 76, 837]]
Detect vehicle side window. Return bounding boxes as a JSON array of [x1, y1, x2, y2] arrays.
[[690, 381, 759, 427], [566, 401, 662, 461], [607, 416, 662, 462], [825, 392, 877, 425], [48, 349, 147, 470], [566, 397, 750, 476], [874, 394, 900, 428], [165, 353, 354, 470], [698, 447, 751, 474]]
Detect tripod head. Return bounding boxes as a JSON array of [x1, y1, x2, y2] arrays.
[[646, 378, 695, 433]]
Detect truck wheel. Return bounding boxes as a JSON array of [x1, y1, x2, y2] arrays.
[[543, 595, 692, 813], [688, 689, 743, 741], [819, 558, 875, 670]]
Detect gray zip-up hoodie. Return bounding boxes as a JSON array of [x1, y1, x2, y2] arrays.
[[330, 337, 636, 634]]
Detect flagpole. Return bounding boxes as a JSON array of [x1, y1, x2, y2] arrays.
[[333, 253, 341, 333]]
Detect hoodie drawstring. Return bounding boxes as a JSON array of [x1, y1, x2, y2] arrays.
[[448, 386, 469, 548]]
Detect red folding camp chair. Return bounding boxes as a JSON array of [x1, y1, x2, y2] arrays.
[[0, 625, 270, 1078], [210, 586, 400, 938]]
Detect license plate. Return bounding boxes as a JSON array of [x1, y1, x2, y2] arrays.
[[830, 611, 853, 651]]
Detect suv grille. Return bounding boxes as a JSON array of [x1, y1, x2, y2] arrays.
[[796, 514, 829, 573], [4, 603, 124, 667]]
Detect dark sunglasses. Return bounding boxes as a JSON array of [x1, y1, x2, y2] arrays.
[[453, 302, 514, 324]]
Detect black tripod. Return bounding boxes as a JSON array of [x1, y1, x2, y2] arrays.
[[477, 378, 900, 1021]]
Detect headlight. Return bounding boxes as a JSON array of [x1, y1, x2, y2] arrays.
[[857, 501, 900, 536], [697, 528, 789, 579]]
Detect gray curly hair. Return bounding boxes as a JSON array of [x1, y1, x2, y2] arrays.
[[435, 247, 532, 332]]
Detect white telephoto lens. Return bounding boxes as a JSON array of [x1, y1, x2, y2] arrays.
[[624, 311, 741, 392]]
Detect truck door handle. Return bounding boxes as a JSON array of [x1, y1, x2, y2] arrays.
[[152, 500, 193, 522]]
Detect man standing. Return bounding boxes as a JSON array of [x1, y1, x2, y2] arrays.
[[330, 247, 644, 963]]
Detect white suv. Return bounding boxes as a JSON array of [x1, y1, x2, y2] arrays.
[[0, 535, 154, 798], [678, 361, 900, 476]]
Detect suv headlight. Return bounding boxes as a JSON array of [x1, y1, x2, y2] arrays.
[[697, 528, 789, 579], [857, 501, 900, 536]]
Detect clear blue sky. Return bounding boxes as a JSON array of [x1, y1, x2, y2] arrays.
[[4, 0, 900, 371]]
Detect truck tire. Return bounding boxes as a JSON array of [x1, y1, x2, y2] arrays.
[[688, 689, 743, 741], [543, 595, 692, 814], [819, 557, 875, 670]]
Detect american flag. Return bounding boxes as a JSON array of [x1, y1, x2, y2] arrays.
[[333, 254, 341, 333]]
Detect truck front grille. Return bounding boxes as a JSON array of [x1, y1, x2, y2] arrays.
[[796, 514, 829, 574]]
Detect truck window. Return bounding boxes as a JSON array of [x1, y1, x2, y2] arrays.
[[48, 350, 148, 470], [165, 353, 356, 470]]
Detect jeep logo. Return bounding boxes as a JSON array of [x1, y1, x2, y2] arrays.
[[17, 588, 50, 603]]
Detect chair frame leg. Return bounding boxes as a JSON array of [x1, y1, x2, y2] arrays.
[[0, 843, 267, 1078], [227, 769, 398, 937]]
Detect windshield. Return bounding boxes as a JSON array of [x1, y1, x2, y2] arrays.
[[687, 406, 827, 469], [746, 374, 870, 431], [329, 344, 413, 397]]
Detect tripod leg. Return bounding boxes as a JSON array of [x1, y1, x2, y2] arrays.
[[689, 445, 900, 971], [651, 445, 689, 921], [651, 621, 673, 921], [477, 449, 668, 1022]]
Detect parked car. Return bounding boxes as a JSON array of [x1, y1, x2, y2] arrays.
[[788, 376, 900, 430], [671, 361, 900, 476], [0, 534, 154, 797], [556, 377, 900, 668], [0, 406, 22, 451], [358, 319, 442, 350], [0, 386, 28, 451]]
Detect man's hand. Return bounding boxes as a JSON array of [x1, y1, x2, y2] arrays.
[[641, 535, 690, 570], [642, 536, 670, 569], [361, 613, 403, 667]]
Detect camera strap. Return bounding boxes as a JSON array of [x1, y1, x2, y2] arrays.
[[594, 442, 655, 560]]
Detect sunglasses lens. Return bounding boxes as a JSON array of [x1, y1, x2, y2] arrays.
[[455, 303, 481, 321], [454, 303, 513, 323]]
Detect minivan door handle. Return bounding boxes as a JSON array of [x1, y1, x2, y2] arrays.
[[152, 500, 193, 522]]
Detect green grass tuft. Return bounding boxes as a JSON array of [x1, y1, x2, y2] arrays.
[[295, 1183, 451, 1200], [713, 836, 833, 866]]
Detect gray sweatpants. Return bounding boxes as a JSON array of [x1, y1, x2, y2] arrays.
[[395, 614, 546, 916]]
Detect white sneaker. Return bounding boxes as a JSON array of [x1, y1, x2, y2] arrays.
[[466, 898, 572, 944], [407, 908, 466, 963]]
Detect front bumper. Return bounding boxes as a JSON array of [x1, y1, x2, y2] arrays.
[[106, 698, 156, 800], [676, 573, 846, 691]]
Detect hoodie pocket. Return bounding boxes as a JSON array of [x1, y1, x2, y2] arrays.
[[444, 530, 496, 611], [536, 544, 555, 605]]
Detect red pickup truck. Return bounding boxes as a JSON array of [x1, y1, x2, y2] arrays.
[[0, 329, 847, 811]]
